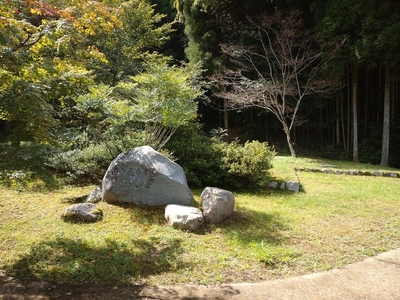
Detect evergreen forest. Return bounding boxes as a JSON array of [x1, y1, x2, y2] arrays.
[[1, 0, 400, 188]]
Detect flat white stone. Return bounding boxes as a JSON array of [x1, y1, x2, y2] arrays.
[[165, 204, 204, 231]]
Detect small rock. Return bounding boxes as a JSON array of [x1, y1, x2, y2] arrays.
[[267, 181, 279, 189], [62, 203, 103, 223], [286, 181, 300, 192], [86, 186, 102, 203], [165, 205, 204, 231], [201, 187, 235, 224]]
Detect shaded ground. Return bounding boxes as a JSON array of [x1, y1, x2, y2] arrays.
[[1, 248, 400, 300], [0, 272, 145, 300]]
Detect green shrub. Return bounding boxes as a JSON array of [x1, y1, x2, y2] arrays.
[[50, 123, 275, 188], [216, 139, 276, 189], [359, 126, 382, 165], [359, 142, 381, 165], [166, 125, 275, 189], [166, 125, 223, 187], [49, 146, 109, 184], [48, 133, 144, 184], [319, 143, 348, 161]]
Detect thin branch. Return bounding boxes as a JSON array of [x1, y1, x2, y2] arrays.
[[16, 22, 57, 50]]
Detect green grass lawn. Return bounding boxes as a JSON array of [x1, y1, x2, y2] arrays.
[[0, 156, 399, 285]]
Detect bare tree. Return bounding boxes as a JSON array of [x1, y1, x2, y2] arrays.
[[214, 11, 337, 157]]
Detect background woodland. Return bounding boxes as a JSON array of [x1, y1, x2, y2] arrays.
[[1, 0, 400, 188]]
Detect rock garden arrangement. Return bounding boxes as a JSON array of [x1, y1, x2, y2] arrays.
[[61, 146, 236, 231]]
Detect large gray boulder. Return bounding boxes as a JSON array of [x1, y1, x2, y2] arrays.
[[201, 187, 235, 224], [165, 204, 204, 231], [61, 203, 103, 223], [101, 146, 194, 206]]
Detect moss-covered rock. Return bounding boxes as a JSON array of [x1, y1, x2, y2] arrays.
[[62, 203, 103, 223]]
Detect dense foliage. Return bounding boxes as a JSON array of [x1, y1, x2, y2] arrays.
[[1, 0, 400, 189], [166, 125, 275, 189]]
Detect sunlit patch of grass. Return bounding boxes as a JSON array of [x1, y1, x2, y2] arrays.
[[271, 155, 399, 181], [0, 156, 399, 285]]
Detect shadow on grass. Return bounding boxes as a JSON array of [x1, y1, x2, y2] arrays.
[[4, 236, 184, 285], [116, 189, 288, 247], [61, 195, 88, 204], [205, 207, 288, 246], [113, 203, 168, 226], [117, 199, 288, 247]]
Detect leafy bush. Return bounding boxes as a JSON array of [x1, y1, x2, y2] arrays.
[[216, 139, 276, 189], [166, 125, 275, 189], [49, 123, 275, 188], [319, 143, 348, 161], [48, 133, 144, 184], [359, 142, 381, 165], [166, 125, 223, 187], [359, 126, 382, 165], [359, 123, 400, 167], [49, 146, 109, 184]]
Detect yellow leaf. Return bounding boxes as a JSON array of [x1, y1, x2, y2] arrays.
[[30, 8, 42, 15]]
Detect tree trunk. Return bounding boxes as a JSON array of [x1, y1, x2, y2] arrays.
[[223, 99, 229, 132], [341, 87, 347, 154], [380, 64, 391, 166], [283, 123, 296, 157], [364, 68, 369, 139], [352, 63, 359, 162], [336, 94, 340, 144]]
